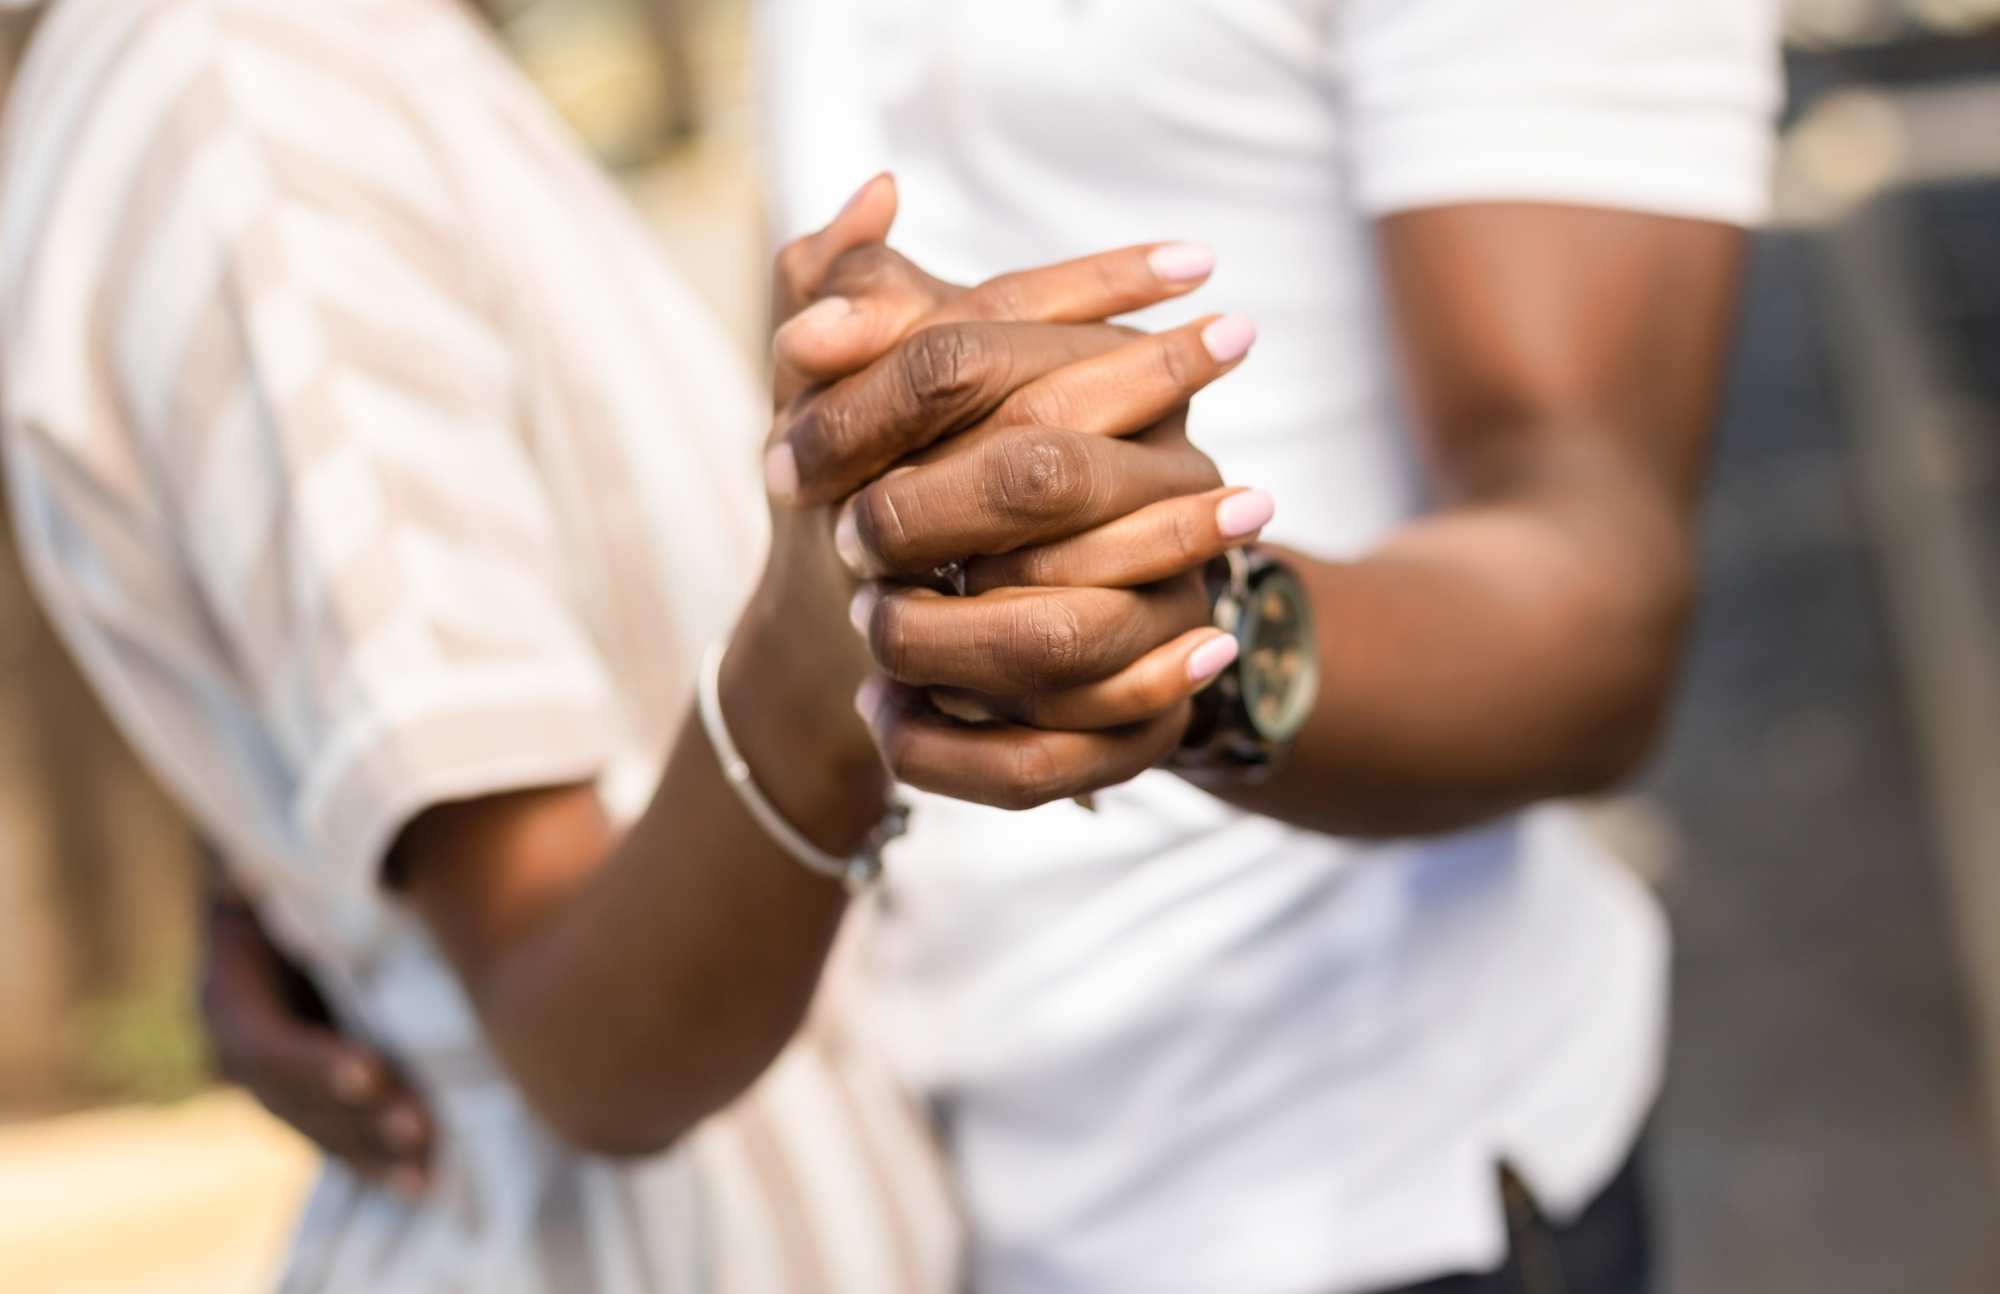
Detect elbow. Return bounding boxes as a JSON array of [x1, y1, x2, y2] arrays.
[[1554, 693, 1672, 799], [520, 1063, 729, 1159], [1542, 558, 1694, 799], [545, 1103, 697, 1161], [501, 1034, 783, 1161], [474, 993, 728, 1160]]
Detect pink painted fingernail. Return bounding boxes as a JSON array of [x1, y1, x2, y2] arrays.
[[834, 505, 866, 571], [849, 584, 878, 637], [1148, 242, 1216, 283], [1187, 633, 1241, 685], [1216, 488, 1276, 539], [854, 676, 887, 721], [1202, 313, 1258, 364], [764, 443, 799, 504]]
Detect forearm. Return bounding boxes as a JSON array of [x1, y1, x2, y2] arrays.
[[1194, 204, 1740, 839], [1200, 486, 1693, 838], [414, 548, 887, 1156]]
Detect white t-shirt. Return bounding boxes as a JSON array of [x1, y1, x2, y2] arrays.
[[759, 2, 1782, 1292]]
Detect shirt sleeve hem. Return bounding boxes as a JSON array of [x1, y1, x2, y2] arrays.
[[1354, 106, 1776, 228], [299, 673, 624, 902]]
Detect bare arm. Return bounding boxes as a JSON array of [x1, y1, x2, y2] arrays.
[[1200, 204, 1746, 836], [394, 189, 1252, 1155]]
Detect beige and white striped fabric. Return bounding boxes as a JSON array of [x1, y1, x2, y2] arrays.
[[0, 0, 960, 1289]]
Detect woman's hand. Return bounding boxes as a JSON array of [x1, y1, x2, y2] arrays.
[[199, 859, 433, 1195], [756, 181, 1271, 810]]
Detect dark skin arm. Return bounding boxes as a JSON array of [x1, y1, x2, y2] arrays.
[[1203, 204, 1746, 836], [802, 204, 1743, 833], [210, 179, 1266, 1166], [394, 182, 1255, 1157]]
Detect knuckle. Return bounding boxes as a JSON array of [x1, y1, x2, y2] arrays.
[[854, 484, 910, 567], [1003, 737, 1067, 810], [1004, 383, 1076, 431], [798, 396, 868, 476], [1003, 594, 1087, 685], [824, 243, 902, 295], [1152, 335, 1198, 391], [902, 324, 988, 409], [1165, 503, 1208, 568], [985, 431, 1094, 526], [970, 273, 1031, 321], [1013, 542, 1059, 588]]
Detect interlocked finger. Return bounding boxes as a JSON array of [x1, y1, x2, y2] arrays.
[[769, 322, 1134, 506], [857, 679, 1194, 811], [851, 579, 1209, 693], [836, 428, 1223, 578], [928, 625, 1240, 731], [966, 486, 1275, 592]]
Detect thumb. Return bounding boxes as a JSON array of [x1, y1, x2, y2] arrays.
[[773, 172, 899, 321]]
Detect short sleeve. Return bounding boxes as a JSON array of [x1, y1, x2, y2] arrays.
[[1339, 0, 1785, 226], [23, 6, 622, 895]]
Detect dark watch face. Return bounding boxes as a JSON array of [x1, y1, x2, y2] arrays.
[[1239, 568, 1319, 743]]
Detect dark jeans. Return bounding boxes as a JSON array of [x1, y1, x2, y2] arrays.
[[1378, 1149, 1652, 1294]]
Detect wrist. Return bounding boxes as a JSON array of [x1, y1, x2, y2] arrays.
[[721, 565, 888, 857]]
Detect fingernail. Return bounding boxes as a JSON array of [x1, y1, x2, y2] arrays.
[[1187, 633, 1241, 685], [835, 173, 883, 222], [330, 1057, 376, 1105], [775, 295, 854, 353], [764, 443, 799, 504], [1148, 242, 1216, 283], [854, 676, 887, 722], [387, 1165, 429, 1201], [848, 584, 878, 637], [1216, 488, 1277, 539], [380, 1105, 425, 1152], [931, 691, 997, 725], [834, 504, 866, 572], [1202, 313, 1258, 364]]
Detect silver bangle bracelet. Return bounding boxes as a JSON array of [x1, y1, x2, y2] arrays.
[[698, 637, 904, 894]]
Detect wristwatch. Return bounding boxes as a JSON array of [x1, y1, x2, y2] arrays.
[[1172, 546, 1320, 776]]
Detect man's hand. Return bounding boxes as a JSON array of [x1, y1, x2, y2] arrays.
[[199, 860, 433, 1194], [762, 182, 1271, 809]]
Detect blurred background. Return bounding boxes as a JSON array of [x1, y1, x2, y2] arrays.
[[2, 0, 2000, 1290]]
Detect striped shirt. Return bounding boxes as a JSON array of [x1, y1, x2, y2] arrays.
[[0, 0, 958, 1289]]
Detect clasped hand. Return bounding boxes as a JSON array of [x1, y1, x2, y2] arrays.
[[763, 177, 1272, 810]]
